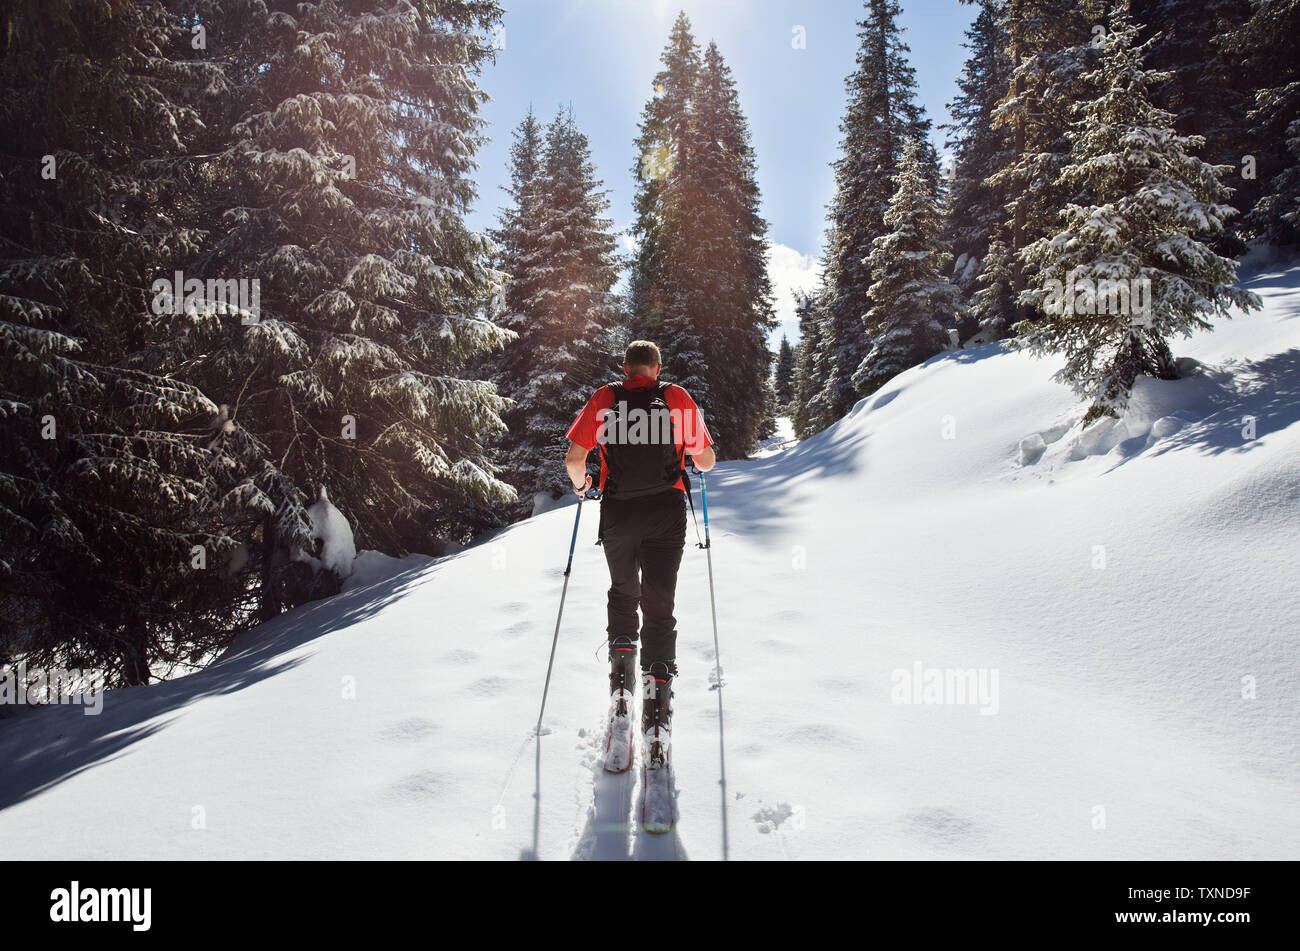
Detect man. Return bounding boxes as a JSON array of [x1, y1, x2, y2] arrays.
[[565, 341, 715, 772]]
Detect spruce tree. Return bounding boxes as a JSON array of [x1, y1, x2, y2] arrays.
[[689, 40, 777, 456], [1131, 0, 1259, 252], [629, 11, 700, 360], [146, 0, 516, 567], [0, 0, 260, 684], [490, 109, 545, 311], [853, 137, 961, 394], [988, 0, 1103, 329], [790, 285, 836, 439], [945, 0, 1014, 321], [774, 335, 796, 408], [488, 107, 622, 515], [969, 236, 1019, 342], [819, 0, 934, 423], [629, 17, 775, 457], [1016, 3, 1261, 422], [1218, 0, 1300, 245]]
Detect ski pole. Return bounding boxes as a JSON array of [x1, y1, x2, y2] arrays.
[[536, 493, 584, 737], [699, 472, 720, 679], [699, 471, 729, 860]]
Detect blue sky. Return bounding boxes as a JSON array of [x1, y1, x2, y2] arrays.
[[465, 0, 975, 343]]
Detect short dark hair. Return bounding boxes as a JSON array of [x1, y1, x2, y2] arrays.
[[624, 340, 661, 368]]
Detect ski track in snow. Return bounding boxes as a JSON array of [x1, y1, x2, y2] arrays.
[[1, 262, 1299, 859]]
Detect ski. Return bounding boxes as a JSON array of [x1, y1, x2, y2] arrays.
[[603, 689, 635, 773], [639, 737, 675, 833]]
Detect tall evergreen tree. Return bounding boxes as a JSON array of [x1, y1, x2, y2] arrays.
[[944, 0, 1014, 318], [1131, 0, 1259, 253], [490, 108, 545, 294], [853, 137, 961, 395], [488, 107, 622, 515], [774, 335, 796, 407], [629, 10, 701, 377], [628, 16, 775, 457], [818, 0, 934, 423], [1016, 2, 1260, 422], [1218, 0, 1300, 245], [790, 285, 836, 439], [0, 0, 260, 684], [689, 40, 777, 456], [144, 0, 516, 573], [987, 0, 1103, 330]]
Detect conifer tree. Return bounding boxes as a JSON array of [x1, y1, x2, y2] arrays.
[[790, 286, 836, 439], [629, 15, 776, 457], [774, 335, 796, 408], [969, 236, 1019, 342], [853, 137, 961, 395], [488, 107, 622, 514], [0, 0, 261, 684], [1218, 0, 1300, 245], [819, 0, 935, 423], [490, 109, 545, 308], [689, 40, 777, 455], [147, 0, 516, 564], [988, 0, 1103, 329], [1131, 0, 1259, 252], [945, 0, 1014, 298], [629, 11, 701, 366], [1016, 3, 1261, 422]]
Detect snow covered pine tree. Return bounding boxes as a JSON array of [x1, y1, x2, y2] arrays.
[[486, 107, 622, 517], [0, 0, 264, 684], [853, 136, 962, 395], [149, 0, 518, 595], [1015, 1, 1261, 421], [629, 15, 776, 459]]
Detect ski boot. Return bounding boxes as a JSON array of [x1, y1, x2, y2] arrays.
[[641, 661, 675, 771], [603, 636, 637, 772]]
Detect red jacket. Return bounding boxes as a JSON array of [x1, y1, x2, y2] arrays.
[[566, 373, 714, 493]]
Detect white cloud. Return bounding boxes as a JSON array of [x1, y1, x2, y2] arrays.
[[766, 243, 822, 348]]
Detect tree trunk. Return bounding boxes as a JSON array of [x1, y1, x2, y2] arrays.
[[1011, 0, 1026, 327], [258, 512, 280, 623]]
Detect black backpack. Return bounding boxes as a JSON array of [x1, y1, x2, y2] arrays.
[[598, 380, 684, 500]]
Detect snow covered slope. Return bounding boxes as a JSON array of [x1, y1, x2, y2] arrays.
[[2, 263, 1298, 860]]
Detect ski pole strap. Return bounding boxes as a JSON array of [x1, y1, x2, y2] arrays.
[[683, 463, 705, 548]]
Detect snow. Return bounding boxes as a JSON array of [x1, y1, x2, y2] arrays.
[[293, 486, 357, 579], [530, 491, 570, 517], [1, 264, 1297, 859], [753, 415, 796, 458], [342, 550, 436, 594]]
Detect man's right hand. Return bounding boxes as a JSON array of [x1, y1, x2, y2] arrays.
[[573, 474, 592, 497]]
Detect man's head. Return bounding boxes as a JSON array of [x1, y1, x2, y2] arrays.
[[623, 340, 662, 379]]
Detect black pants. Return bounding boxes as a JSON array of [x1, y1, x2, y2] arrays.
[[599, 488, 687, 670]]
